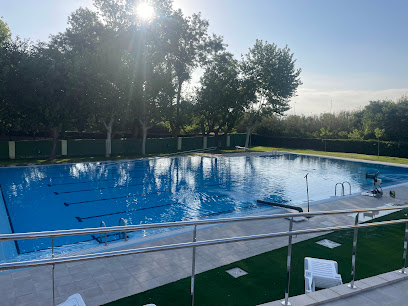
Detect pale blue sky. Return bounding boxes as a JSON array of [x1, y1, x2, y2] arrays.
[[1, 0, 407, 114]]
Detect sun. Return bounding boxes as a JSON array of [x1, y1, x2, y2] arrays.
[[136, 2, 155, 22]]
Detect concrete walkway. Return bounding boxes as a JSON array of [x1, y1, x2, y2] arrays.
[[1, 155, 408, 305], [260, 269, 408, 306], [321, 277, 408, 306]]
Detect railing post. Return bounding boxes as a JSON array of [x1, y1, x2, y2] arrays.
[[348, 213, 359, 289], [282, 217, 294, 306], [191, 225, 197, 306], [52, 237, 55, 306], [400, 221, 408, 274]]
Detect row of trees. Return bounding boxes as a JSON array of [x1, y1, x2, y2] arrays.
[[252, 96, 408, 142], [0, 0, 302, 158]]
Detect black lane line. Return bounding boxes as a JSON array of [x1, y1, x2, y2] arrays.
[[55, 178, 238, 195], [48, 174, 149, 187], [54, 182, 147, 195], [63, 182, 233, 206], [46, 165, 178, 184], [0, 184, 21, 255], [75, 194, 228, 222]]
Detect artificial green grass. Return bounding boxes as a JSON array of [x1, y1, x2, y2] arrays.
[[106, 210, 408, 306]]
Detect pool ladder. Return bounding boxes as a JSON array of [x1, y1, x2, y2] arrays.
[[335, 181, 351, 196], [99, 218, 128, 246]]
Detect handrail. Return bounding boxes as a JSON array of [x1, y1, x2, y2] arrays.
[[0, 217, 407, 270], [99, 221, 107, 246], [335, 182, 344, 196], [0, 205, 407, 242], [343, 181, 352, 195], [118, 218, 128, 241]]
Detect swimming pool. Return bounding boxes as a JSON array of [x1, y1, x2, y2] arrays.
[[1, 153, 408, 261]]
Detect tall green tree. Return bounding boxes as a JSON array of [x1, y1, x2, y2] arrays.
[[241, 40, 302, 148], [163, 12, 224, 135], [53, 7, 130, 157], [195, 52, 244, 145], [0, 18, 11, 46]]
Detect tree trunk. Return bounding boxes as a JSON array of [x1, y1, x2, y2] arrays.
[[214, 130, 220, 149], [245, 126, 253, 148], [104, 117, 114, 158], [140, 121, 150, 155], [173, 80, 183, 137], [49, 127, 59, 160]]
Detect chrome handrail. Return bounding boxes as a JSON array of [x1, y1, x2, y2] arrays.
[[1, 216, 407, 271], [343, 181, 352, 195], [99, 221, 107, 246], [0, 205, 406, 242], [0, 205, 407, 306], [118, 218, 128, 241], [335, 182, 344, 196]]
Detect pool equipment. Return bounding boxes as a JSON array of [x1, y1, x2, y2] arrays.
[[256, 200, 303, 213], [364, 171, 383, 198]]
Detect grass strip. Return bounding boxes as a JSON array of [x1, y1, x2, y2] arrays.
[[106, 209, 408, 306]]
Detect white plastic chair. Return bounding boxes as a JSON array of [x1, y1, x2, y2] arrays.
[[304, 257, 343, 293], [58, 294, 86, 306]]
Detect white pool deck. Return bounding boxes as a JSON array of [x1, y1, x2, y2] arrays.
[[1, 152, 408, 306]]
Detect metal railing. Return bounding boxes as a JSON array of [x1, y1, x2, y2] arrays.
[[1, 205, 408, 306], [335, 181, 352, 196]]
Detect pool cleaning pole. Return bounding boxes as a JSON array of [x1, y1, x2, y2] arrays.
[[304, 173, 310, 212]]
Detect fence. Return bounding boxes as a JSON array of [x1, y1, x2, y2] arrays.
[[0, 205, 407, 306], [253, 135, 408, 158], [1, 134, 247, 160]]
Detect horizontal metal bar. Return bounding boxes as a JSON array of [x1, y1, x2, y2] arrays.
[[1, 217, 407, 271], [0, 205, 406, 242]]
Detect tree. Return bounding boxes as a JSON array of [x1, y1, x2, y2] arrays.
[[53, 7, 129, 157], [241, 40, 302, 148], [0, 18, 11, 46], [195, 52, 244, 146], [28, 44, 77, 159], [163, 12, 224, 135], [0, 38, 29, 136]]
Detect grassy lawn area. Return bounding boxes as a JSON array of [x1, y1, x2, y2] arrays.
[[221, 146, 408, 165], [106, 210, 408, 306]]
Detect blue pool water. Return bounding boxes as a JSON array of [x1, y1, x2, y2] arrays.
[[1, 153, 408, 260]]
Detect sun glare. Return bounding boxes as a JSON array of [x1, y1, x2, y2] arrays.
[[136, 2, 155, 22]]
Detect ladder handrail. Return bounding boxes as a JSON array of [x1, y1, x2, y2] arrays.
[[335, 181, 352, 196], [335, 183, 344, 196], [99, 221, 107, 246], [119, 218, 128, 241], [342, 181, 352, 195]]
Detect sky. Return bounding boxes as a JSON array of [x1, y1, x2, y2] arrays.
[[1, 0, 407, 115]]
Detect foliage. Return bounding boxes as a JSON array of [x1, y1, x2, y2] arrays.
[[0, 18, 11, 46], [240, 39, 302, 146], [195, 52, 244, 138]]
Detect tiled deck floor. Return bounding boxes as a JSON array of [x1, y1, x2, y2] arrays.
[[1, 163, 408, 305]]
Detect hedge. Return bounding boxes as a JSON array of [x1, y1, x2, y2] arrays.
[[15, 140, 61, 159], [253, 135, 408, 158]]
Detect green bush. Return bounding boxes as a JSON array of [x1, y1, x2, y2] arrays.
[[253, 135, 408, 158]]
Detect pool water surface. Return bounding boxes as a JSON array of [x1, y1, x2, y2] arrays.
[[1, 153, 408, 260]]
